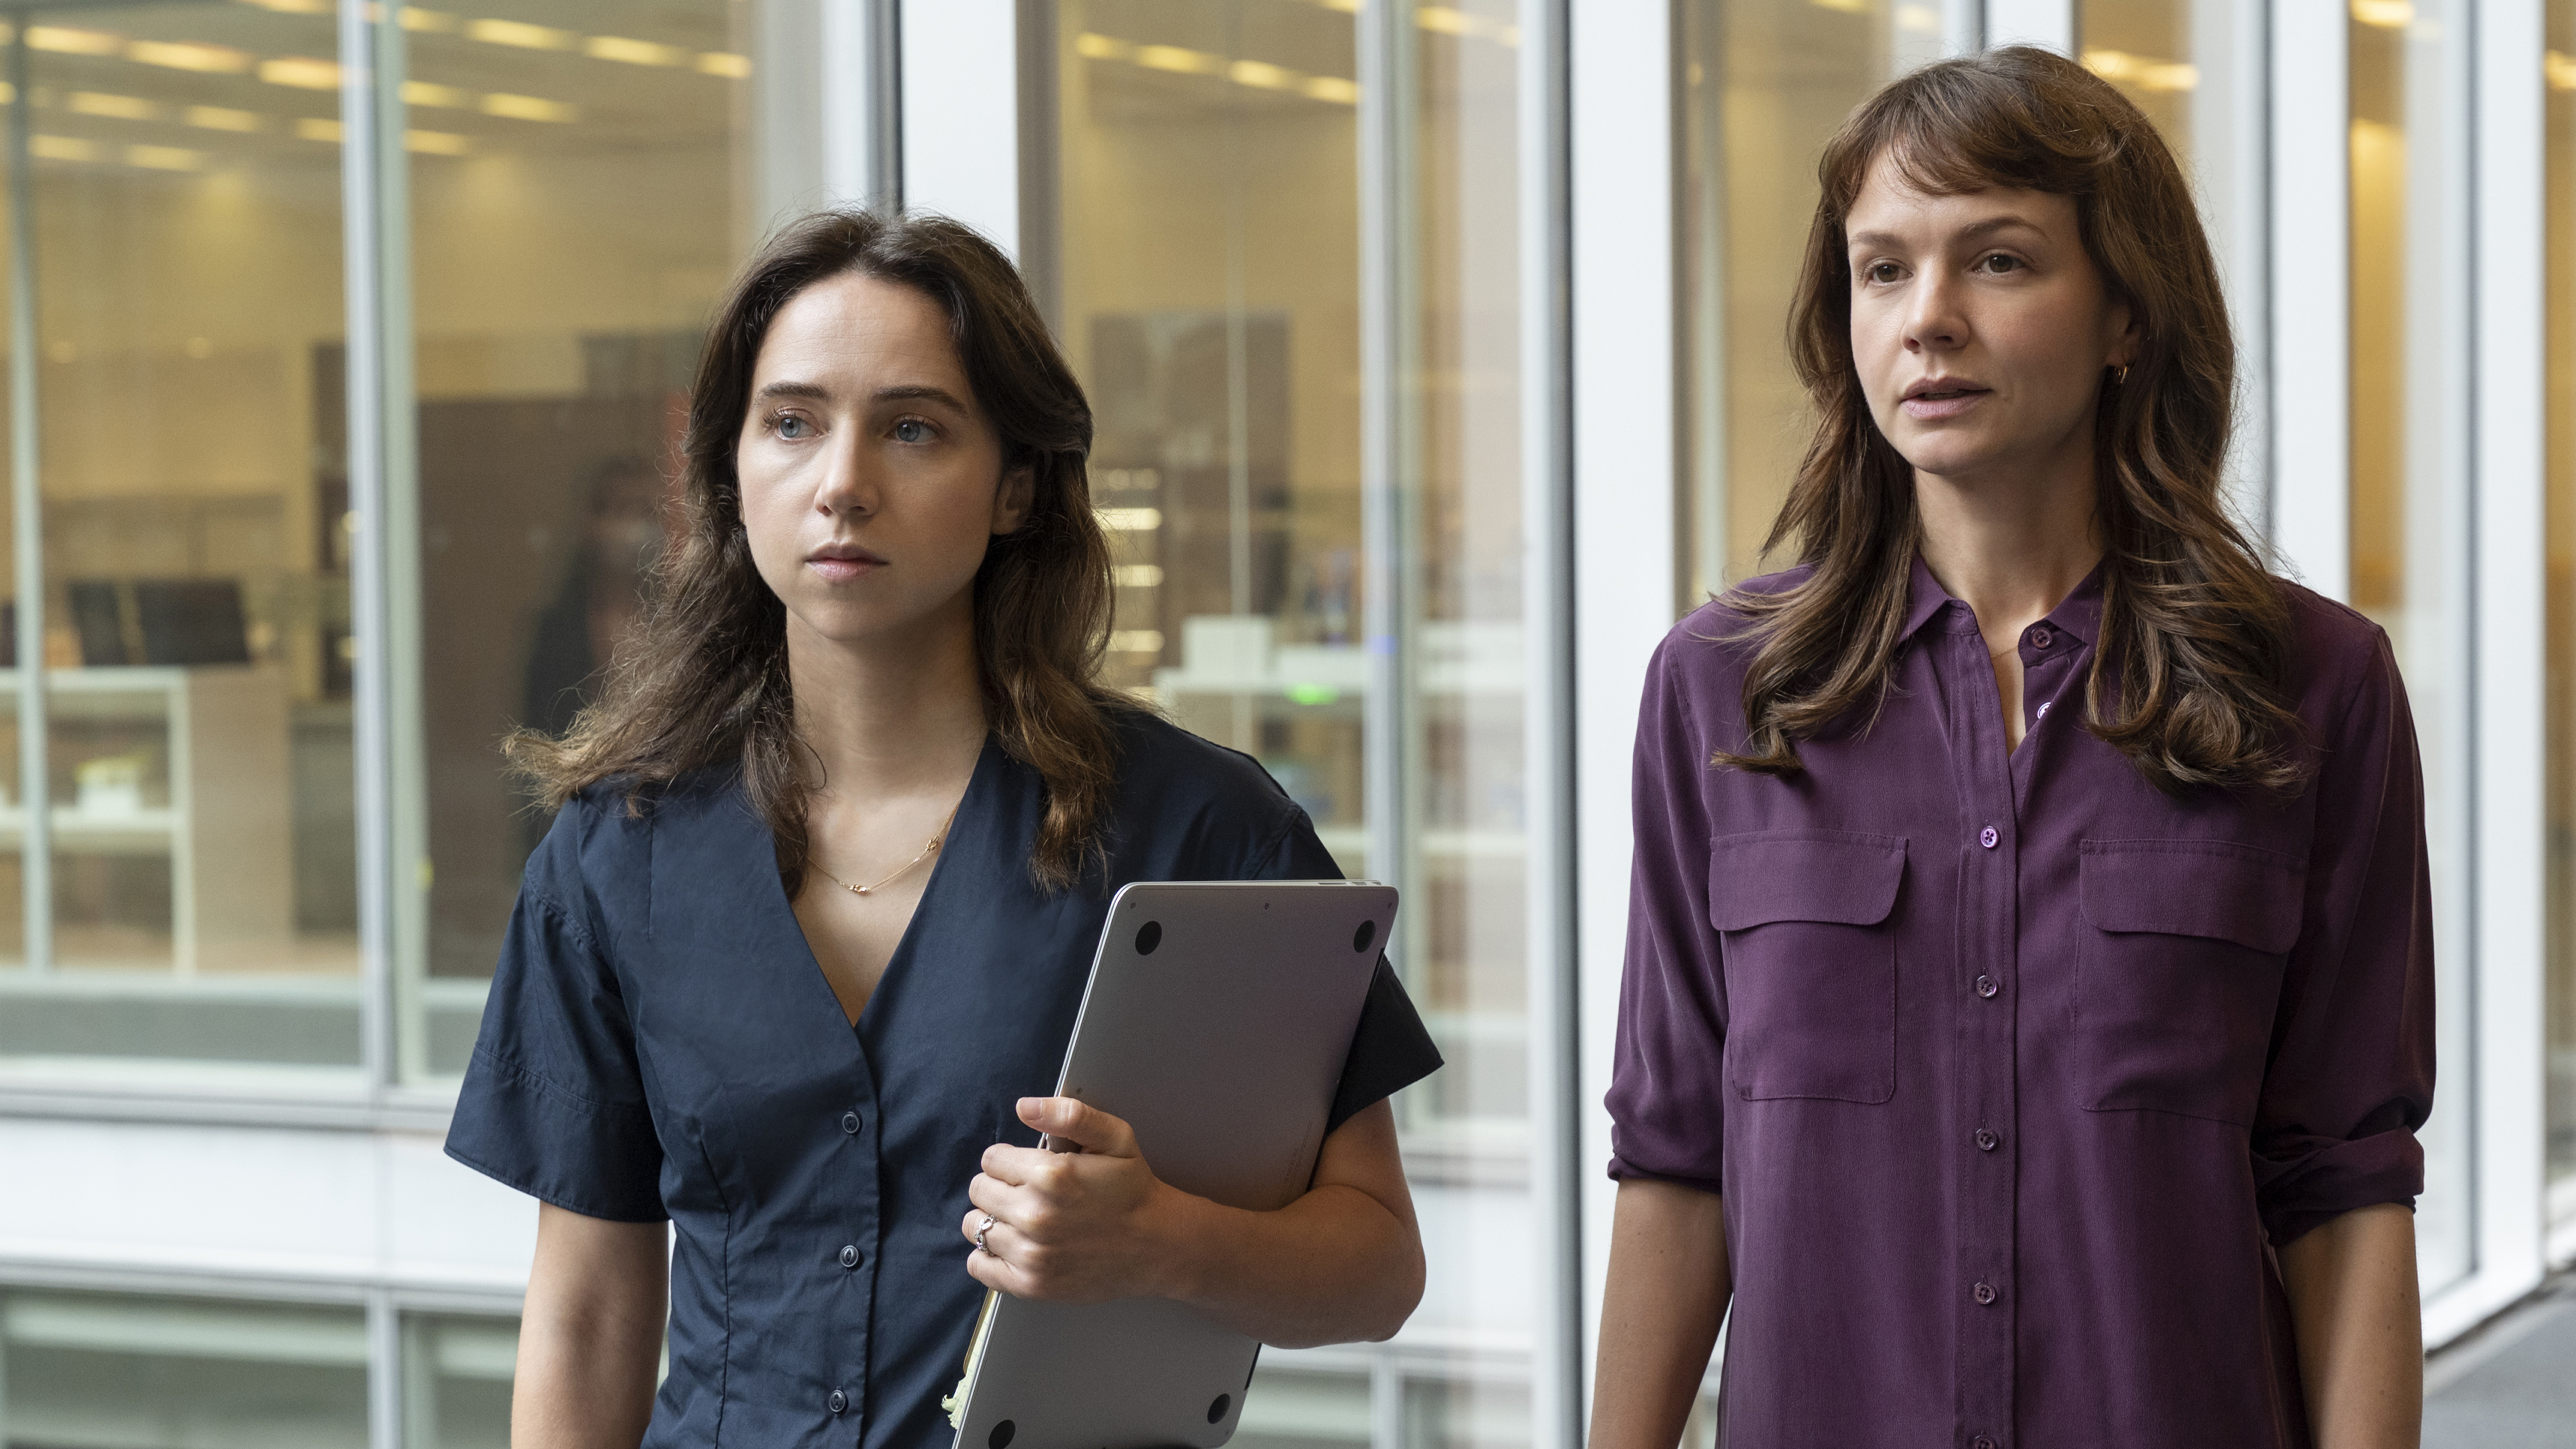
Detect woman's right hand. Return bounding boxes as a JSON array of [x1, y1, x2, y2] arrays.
[[513, 1202, 669, 1449]]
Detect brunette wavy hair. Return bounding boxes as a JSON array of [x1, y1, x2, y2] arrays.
[[1716, 46, 2302, 794], [508, 209, 1128, 891]]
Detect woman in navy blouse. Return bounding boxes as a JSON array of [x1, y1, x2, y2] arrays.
[[445, 210, 1442, 1448], [1593, 49, 2429, 1449]]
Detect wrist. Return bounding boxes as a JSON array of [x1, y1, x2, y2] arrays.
[[1141, 1182, 1221, 1303]]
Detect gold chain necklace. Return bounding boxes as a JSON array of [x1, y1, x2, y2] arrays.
[[816, 806, 958, 898]]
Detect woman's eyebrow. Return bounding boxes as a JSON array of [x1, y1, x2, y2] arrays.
[[872, 383, 971, 410], [1847, 215, 2046, 251]]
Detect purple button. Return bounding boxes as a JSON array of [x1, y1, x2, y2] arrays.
[[1974, 1438, 1998, 1449], [1973, 1281, 1999, 1306], [2030, 627, 2053, 649], [1974, 974, 1998, 998], [1979, 826, 1998, 849], [2035, 700, 2051, 721], [1974, 1128, 1998, 1151]]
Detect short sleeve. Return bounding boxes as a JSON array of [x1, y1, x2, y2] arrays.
[[1603, 633, 1728, 1194], [444, 807, 667, 1223], [2250, 630, 2435, 1246], [1253, 810, 1444, 1134]]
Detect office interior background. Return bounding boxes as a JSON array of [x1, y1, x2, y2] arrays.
[[0, 0, 2566, 1444]]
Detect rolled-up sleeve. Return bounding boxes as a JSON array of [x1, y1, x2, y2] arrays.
[[1605, 632, 1730, 1194], [2250, 630, 2435, 1246], [445, 809, 666, 1223]]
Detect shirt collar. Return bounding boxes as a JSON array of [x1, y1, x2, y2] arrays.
[[1901, 552, 2106, 647]]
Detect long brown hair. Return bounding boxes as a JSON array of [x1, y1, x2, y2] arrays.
[[509, 209, 1129, 891], [1716, 46, 2302, 795]]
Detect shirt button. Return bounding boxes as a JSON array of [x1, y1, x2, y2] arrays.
[[2030, 626, 2053, 649], [1974, 1128, 1999, 1151], [2034, 700, 2051, 721], [1973, 1281, 1999, 1306], [828, 1389, 847, 1414], [1974, 1437, 1998, 1449], [841, 1112, 862, 1135], [838, 1244, 860, 1269], [1974, 973, 1999, 998], [1978, 825, 1998, 849]]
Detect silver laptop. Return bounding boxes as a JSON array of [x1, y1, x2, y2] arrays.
[[944, 878, 1400, 1449]]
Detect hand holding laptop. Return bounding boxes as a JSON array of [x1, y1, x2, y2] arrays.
[[962, 1095, 1181, 1306]]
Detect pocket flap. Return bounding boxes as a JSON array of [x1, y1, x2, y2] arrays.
[[2078, 839, 2306, 953], [1708, 830, 1907, 931]]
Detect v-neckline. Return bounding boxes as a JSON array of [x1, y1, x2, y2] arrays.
[[769, 737, 1000, 1040]]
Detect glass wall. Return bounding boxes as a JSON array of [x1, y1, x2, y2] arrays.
[[0, 0, 358, 1085], [1047, 0, 1539, 1429], [398, 0, 767, 1079], [1676, 0, 1931, 604], [0, 1289, 369, 1446], [2348, 0, 2476, 1294], [2545, 1, 2576, 1231]]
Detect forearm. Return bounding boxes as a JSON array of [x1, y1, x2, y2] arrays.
[[513, 1207, 669, 1449], [1150, 1181, 1423, 1347], [2278, 1202, 2421, 1449], [1590, 1179, 1730, 1449]]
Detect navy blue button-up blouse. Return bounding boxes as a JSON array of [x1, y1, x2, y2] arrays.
[[445, 714, 1442, 1448], [1609, 560, 2434, 1447]]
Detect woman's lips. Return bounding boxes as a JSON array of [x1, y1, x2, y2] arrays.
[[1901, 386, 1989, 421], [808, 554, 884, 583]]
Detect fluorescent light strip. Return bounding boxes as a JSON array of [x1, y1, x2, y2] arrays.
[[1075, 31, 1359, 106]]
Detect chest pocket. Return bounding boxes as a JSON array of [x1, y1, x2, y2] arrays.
[[2074, 839, 2305, 1125], [1709, 830, 1905, 1104]]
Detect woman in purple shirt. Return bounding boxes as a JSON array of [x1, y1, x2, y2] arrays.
[[1593, 48, 2430, 1449]]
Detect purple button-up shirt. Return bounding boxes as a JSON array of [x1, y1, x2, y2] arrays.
[[1608, 558, 2433, 1448]]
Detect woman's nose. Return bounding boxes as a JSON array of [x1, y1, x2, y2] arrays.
[[813, 435, 878, 516]]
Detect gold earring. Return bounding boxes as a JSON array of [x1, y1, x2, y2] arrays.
[[2113, 363, 2131, 386]]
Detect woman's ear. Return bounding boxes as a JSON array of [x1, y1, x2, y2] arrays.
[[992, 463, 1037, 536]]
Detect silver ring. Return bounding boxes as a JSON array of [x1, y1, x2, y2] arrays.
[[975, 1215, 997, 1254]]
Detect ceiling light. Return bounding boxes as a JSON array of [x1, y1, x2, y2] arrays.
[[2082, 48, 2141, 81], [695, 52, 752, 79], [480, 92, 577, 122], [401, 81, 473, 108], [127, 40, 254, 74], [2140, 63, 2198, 92], [1229, 60, 1296, 90], [70, 92, 159, 121], [30, 135, 101, 162], [259, 57, 342, 90], [185, 106, 263, 132], [399, 8, 460, 32], [2350, 0, 2413, 27], [1135, 45, 1224, 76], [28, 27, 123, 57], [1073, 32, 1135, 62], [1097, 508, 1162, 532], [1302, 75, 1360, 105], [234, 0, 332, 13], [466, 18, 575, 51], [294, 116, 342, 143], [126, 143, 202, 172], [1810, 0, 1869, 12], [2546, 50, 2576, 91], [585, 36, 686, 67], [405, 129, 470, 154]]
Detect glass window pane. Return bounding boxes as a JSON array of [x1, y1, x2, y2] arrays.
[[405, 1, 771, 1078], [1677, 1, 1922, 605], [0, 1290, 369, 1447], [0, 0, 358, 1084], [2348, 0, 2475, 1294], [1232, 1361, 1370, 1449], [2544, 1, 2575, 1222], [403, 1312, 518, 1449]]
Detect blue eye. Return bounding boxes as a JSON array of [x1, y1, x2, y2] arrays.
[[775, 414, 814, 440], [892, 418, 932, 444]]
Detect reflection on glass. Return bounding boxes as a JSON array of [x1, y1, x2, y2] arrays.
[[1677, 0, 1921, 604], [1231, 1363, 1371, 1449], [2544, 1, 2575, 1216], [0, 0, 357, 1080], [1049, 0, 1535, 1419], [404, 1, 762, 1075], [2349, 0, 2474, 1293], [0, 1290, 369, 1447], [402, 1313, 517, 1448]]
